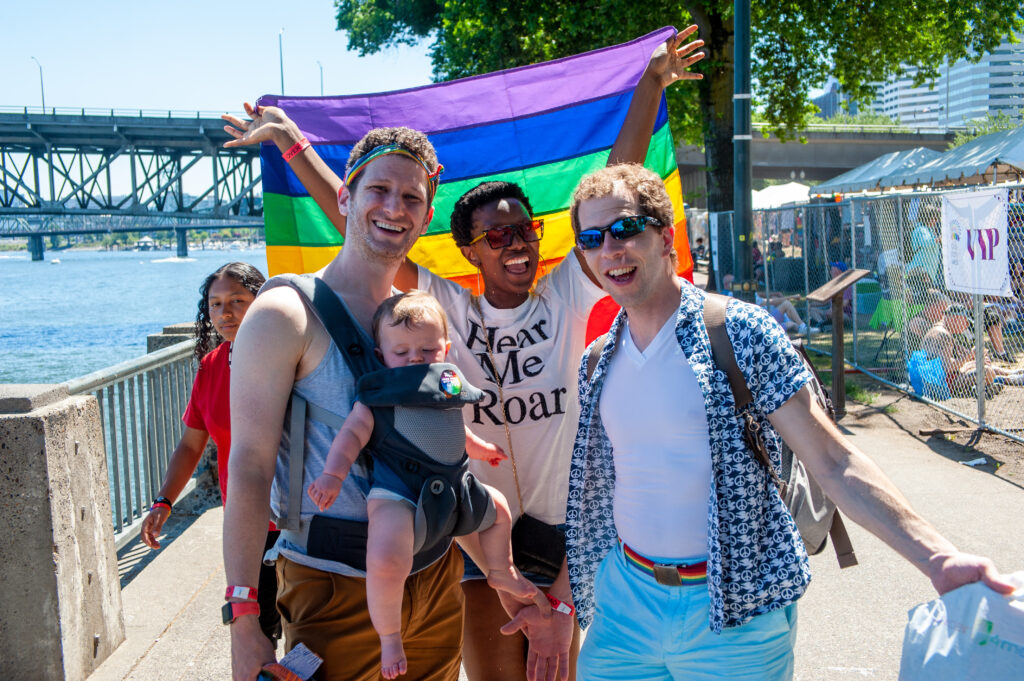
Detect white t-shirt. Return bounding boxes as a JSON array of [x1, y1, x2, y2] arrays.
[[601, 315, 712, 560], [418, 255, 606, 524]]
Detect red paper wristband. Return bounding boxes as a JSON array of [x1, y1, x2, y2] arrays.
[[282, 137, 311, 162], [225, 585, 258, 601], [546, 594, 574, 616]]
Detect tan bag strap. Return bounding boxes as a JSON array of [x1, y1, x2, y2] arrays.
[[829, 512, 859, 568], [585, 333, 609, 383], [471, 295, 525, 517]]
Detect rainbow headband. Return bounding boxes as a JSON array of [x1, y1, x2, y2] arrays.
[[344, 143, 444, 201]]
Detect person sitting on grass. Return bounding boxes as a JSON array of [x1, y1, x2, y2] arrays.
[[722, 274, 817, 335], [906, 289, 951, 352], [921, 304, 1024, 398], [306, 290, 547, 679]]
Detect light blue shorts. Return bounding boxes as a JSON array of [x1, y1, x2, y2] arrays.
[[578, 545, 798, 681]]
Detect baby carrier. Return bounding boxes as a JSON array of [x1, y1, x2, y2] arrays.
[[271, 274, 494, 570]]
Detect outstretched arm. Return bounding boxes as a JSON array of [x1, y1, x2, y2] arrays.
[[770, 386, 1015, 596], [223, 102, 420, 290], [607, 25, 705, 166], [223, 103, 346, 235]]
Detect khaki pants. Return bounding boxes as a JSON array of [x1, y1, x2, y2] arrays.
[[276, 546, 464, 681]]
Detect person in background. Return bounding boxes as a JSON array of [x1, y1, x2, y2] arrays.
[[905, 289, 951, 352], [921, 304, 1024, 397], [140, 262, 279, 642]]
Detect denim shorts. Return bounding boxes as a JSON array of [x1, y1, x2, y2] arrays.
[[366, 460, 416, 507], [459, 522, 567, 588]]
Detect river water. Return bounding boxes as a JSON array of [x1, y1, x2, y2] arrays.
[[0, 248, 267, 384]]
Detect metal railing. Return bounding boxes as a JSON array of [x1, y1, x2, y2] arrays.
[[0, 105, 234, 119], [66, 340, 195, 548], [710, 184, 1024, 443]]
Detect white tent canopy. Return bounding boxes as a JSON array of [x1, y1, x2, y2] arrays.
[[752, 182, 810, 209], [880, 125, 1024, 188]]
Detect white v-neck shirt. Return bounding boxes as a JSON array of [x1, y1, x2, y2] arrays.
[[600, 314, 713, 560]]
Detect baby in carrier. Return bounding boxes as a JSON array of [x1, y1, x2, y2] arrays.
[[307, 290, 546, 679]]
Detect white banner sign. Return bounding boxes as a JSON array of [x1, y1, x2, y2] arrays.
[[942, 188, 1011, 296]]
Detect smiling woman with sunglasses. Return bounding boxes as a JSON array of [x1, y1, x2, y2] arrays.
[[221, 25, 705, 681]]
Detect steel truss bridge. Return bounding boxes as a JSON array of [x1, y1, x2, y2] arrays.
[[0, 108, 265, 258]]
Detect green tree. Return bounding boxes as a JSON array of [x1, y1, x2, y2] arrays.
[[949, 112, 1022, 149], [335, 1, 1021, 211]]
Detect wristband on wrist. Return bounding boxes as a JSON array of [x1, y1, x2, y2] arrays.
[[546, 593, 575, 616], [222, 600, 260, 625], [282, 137, 311, 162], [225, 585, 259, 601], [151, 496, 172, 513]]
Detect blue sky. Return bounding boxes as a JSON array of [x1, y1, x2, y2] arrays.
[[2, 0, 435, 113]]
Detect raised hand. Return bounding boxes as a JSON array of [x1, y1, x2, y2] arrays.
[[222, 102, 302, 150], [646, 24, 706, 88]]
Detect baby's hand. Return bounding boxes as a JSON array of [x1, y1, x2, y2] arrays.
[[472, 441, 507, 467], [307, 474, 343, 511]]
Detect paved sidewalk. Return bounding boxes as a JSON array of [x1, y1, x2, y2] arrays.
[[87, 403, 1024, 681]]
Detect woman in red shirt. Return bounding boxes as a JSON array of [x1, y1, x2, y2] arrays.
[[139, 262, 279, 640]]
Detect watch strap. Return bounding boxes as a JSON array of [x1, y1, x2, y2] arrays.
[[222, 600, 260, 624]]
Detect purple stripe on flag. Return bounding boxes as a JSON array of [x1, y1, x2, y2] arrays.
[[257, 27, 675, 144]]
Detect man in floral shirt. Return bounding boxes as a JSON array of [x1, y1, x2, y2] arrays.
[[547, 163, 1013, 681]]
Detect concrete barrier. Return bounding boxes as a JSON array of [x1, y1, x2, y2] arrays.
[[0, 385, 125, 681]]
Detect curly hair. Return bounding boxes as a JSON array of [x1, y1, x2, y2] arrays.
[[193, 262, 266, 361], [569, 164, 674, 235], [345, 127, 439, 197], [449, 181, 534, 247]]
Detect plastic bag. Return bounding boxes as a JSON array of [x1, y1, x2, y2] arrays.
[[899, 572, 1024, 680]]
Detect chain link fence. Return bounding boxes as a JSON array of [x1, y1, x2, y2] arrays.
[[709, 185, 1024, 443]]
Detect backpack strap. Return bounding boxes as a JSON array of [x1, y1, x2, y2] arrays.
[[703, 293, 857, 569], [585, 333, 609, 383], [703, 294, 777, 481], [262, 273, 382, 530]]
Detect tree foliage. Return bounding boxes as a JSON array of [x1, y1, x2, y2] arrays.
[[949, 112, 1022, 149], [335, 0, 1022, 208]]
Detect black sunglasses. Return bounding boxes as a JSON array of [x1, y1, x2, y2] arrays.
[[576, 215, 662, 251], [468, 219, 544, 249]]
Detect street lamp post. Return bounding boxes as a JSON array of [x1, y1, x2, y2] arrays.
[[30, 56, 45, 113], [279, 29, 285, 95], [317, 60, 324, 96]]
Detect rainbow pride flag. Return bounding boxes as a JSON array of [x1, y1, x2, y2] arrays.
[[257, 26, 692, 288]]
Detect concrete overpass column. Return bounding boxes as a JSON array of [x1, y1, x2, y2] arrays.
[[175, 228, 188, 258], [29, 234, 45, 261], [0, 385, 125, 681]]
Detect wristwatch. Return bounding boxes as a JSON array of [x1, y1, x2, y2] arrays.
[[222, 600, 260, 625]]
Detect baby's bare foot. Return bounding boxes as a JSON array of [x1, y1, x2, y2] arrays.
[[379, 632, 407, 679], [487, 567, 543, 603]]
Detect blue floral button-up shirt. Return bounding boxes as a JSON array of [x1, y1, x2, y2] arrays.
[[566, 280, 813, 633]]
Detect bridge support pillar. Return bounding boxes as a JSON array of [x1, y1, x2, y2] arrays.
[[0, 385, 125, 680], [175, 228, 188, 258], [29, 234, 45, 261]]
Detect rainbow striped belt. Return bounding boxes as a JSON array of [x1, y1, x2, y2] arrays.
[[619, 539, 708, 587]]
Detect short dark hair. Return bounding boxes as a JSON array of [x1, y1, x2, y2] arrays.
[[345, 127, 439, 199], [450, 181, 534, 247], [194, 261, 266, 361]]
